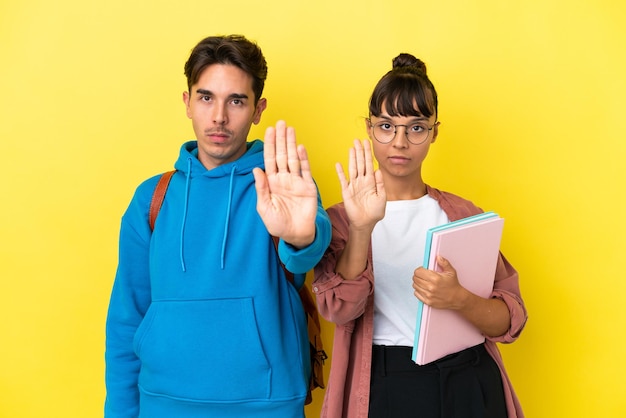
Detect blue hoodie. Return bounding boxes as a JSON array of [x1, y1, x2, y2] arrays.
[[105, 140, 332, 417]]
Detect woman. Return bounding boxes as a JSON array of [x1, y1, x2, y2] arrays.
[[313, 54, 527, 418]]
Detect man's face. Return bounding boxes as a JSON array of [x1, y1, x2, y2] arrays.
[[183, 64, 267, 170]]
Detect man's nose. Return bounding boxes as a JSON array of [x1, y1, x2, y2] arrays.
[[212, 103, 227, 125]]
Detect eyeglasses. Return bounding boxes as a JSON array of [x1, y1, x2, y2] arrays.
[[368, 119, 436, 145]]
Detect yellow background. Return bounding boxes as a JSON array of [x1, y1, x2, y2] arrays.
[[1, 0, 625, 416]]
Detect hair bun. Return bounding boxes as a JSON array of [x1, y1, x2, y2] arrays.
[[392, 53, 427, 75]]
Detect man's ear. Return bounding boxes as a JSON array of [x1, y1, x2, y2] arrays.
[[182, 91, 191, 119], [253, 98, 267, 124]]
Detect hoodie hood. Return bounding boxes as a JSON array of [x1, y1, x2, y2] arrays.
[[171, 140, 265, 271]]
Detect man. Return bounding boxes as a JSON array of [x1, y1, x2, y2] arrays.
[[105, 35, 331, 417]]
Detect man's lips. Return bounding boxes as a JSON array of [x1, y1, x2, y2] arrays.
[[205, 130, 231, 142]]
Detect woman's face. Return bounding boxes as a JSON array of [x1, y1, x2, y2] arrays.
[[366, 110, 439, 181]]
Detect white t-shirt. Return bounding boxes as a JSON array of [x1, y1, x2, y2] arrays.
[[371, 195, 449, 346]]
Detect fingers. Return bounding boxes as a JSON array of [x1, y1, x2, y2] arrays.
[[363, 139, 375, 176], [265, 120, 304, 176], [339, 138, 384, 197], [347, 139, 370, 180], [297, 144, 313, 183], [275, 120, 288, 172], [264, 125, 277, 176], [354, 139, 365, 177], [413, 267, 440, 298], [435, 256, 456, 275], [347, 145, 357, 181], [413, 260, 458, 290], [374, 169, 385, 195], [286, 125, 302, 175], [252, 167, 269, 203], [336, 162, 348, 190]]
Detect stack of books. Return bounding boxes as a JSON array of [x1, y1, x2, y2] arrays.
[[412, 212, 504, 365]]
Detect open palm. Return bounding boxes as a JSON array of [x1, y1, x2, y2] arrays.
[[253, 121, 317, 249], [337, 139, 386, 229]]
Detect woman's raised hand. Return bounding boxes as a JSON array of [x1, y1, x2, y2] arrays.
[[336, 139, 386, 231]]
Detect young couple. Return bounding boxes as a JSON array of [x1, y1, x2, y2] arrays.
[[105, 35, 527, 418]]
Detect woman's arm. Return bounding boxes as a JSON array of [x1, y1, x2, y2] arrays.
[[313, 140, 386, 324], [313, 205, 374, 325], [412, 254, 526, 339], [334, 139, 386, 279]]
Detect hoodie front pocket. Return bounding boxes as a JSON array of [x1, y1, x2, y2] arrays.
[[134, 298, 271, 402]]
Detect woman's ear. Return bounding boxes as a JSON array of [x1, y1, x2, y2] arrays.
[[365, 117, 373, 138], [431, 121, 441, 144]]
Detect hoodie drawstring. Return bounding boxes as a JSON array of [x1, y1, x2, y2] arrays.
[[179, 158, 192, 272], [220, 166, 236, 269], [178, 160, 236, 272]]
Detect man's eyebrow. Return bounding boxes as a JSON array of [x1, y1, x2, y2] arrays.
[[228, 93, 249, 100], [195, 89, 249, 100]]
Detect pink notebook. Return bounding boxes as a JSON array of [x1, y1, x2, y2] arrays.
[[412, 212, 504, 365]]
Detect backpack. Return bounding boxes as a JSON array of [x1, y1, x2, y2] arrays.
[[148, 170, 326, 405]]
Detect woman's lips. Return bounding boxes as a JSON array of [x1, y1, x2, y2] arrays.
[[388, 155, 410, 164]]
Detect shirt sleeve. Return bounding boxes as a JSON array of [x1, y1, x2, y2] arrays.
[[312, 204, 374, 326], [277, 189, 332, 276], [105, 181, 155, 417], [488, 253, 528, 343]]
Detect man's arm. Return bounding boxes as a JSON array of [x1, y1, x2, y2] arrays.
[[105, 186, 154, 417], [253, 120, 331, 275]]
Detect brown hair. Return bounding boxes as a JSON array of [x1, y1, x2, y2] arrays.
[[368, 53, 438, 119], [183, 35, 268, 105]]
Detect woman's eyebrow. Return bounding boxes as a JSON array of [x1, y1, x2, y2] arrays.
[[378, 113, 428, 122]]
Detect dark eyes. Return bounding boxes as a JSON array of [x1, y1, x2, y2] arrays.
[[199, 96, 244, 106], [376, 122, 426, 132]]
